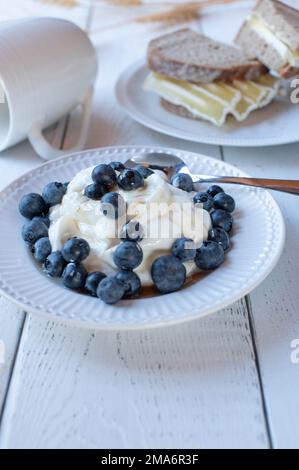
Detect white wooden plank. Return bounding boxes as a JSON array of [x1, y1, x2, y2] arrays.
[[0, 0, 87, 25], [0, 301, 269, 449], [222, 143, 299, 449], [0, 300, 25, 417]]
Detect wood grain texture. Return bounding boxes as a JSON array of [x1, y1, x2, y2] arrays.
[[0, 0, 91, 439], [222, 143, 299, 449], [1, 0, 298, 449], [0, 301, 268, 449], [202, 2, 299, 449], [0, 301, 25, 419], [0, 5, 270, 449]]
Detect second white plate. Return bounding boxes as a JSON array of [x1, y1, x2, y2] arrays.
[[116, 60, 299, 147]]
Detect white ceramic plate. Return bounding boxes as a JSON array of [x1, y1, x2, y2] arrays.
[[116, 60, 299, 147], [0, 146, 285, 329]]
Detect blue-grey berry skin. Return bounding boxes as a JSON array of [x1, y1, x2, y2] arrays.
[[135, 165, 154, 179], [115, 270, 141, 298], [92, 164, 117, 188], [85, 271, 107, 297], [62, 238, 90, 263], [97, 276, 126, 304], [110, 161, 125, 172], [84, 183, 106, 200], [206, 185, 224, 198], [151, 255, 186, 294], [171, 173, 193, 192], [172, 237, 196, 262], [22, 219, 48, 245], [213, 192, 235, 213], [33, 237, 52, 263], [62, 262, 87, 290], [195, 241, 225, 270], [120, 220, 143, 242], [117, 169, 144, 191], [19, 193, 47, 219], [113, 241, 143, 270], [208, 227, 230, 251], [33, 216, 50, 228], [42, 182, 66, 207], [101, 192, 126, 219], [211, 209, 233, 233], [193, 192, 214, 212], [44, 251, 66, 277]]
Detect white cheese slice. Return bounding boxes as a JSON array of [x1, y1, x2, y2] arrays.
[[249, 14, 299, 68], [144, 72, 279, 126]]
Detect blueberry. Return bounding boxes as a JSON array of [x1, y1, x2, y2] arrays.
[[22, 218, 48, 245], [206, 185, 224, 198], [135, 165, 154, 179], [113, 241, 143, 270], [120, 220, 143, 242], [172, 237, 196, 262], [193, 192, 214, 212], [92, 164, 117, 189], [33, 237, 52, 262], [62, 237, 90, 263], [63, 182, 69, 190], [213, 192, 235, 213], [42, 182, 66, 207], [208, 227, 230, 251], [211, 209, 233, 233], [195, 241, 225, 270], [62, 262, 87, 290], [97, 276, 126, 304], [85, 271, 107, 297], [101, 192, 126, 219], [44, 251, 66, 277], [117, 169, 144, 191], [32, 216, 50, 228], [84, 183, 106, 200], [151, 255, 186, 294], [115, 270, 141, 298], [19, 193, 47, 219], [171, 173, 193, 192], [110, 161, 125, 172]]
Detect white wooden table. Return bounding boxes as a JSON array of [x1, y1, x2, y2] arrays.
[[0, 0, 299, 449]]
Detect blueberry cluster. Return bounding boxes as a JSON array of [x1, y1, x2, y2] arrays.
[[18, 161, 236, 306], [18, 162, 150, 305], [83, 162, 148, 203], [150, 184, 235, 294], [19, 181, 67, 253]]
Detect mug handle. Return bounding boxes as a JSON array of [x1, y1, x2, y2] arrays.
[[28, 86, 93, 161]]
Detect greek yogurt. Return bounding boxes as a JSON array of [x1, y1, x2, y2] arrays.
[[48, 166, 211, 286]]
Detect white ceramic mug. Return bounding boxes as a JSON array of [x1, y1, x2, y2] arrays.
[[0, 17, 98, 160]]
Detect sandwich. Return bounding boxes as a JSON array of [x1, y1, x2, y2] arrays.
[[144, 29, 279, 126], [236, 0, 299, 78]]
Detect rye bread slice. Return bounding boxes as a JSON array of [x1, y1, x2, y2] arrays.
[[147, 28, 267, 84], [235, 0, 299, 78], [252, 0, 299, 51]]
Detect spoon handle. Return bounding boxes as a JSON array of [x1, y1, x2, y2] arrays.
[[196, 176, 299, 195]]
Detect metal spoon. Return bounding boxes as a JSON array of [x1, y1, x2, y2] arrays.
[[125, 152, 299, 195]]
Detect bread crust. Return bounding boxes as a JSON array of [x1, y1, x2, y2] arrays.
[[147, 29, 267, 84], [236, 20, 299, 78]]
